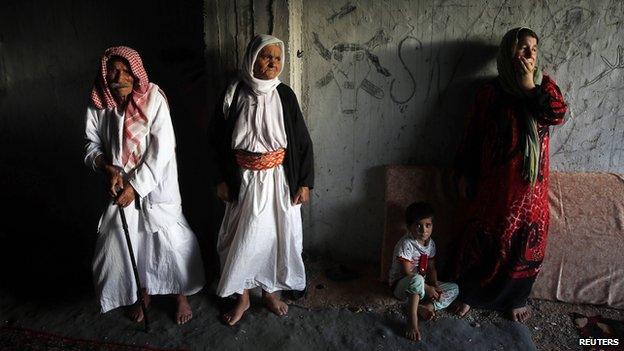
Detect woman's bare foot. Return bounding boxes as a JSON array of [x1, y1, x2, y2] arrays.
[[262, 291, 288, 316], [405, 320, 421, 341], [451, 301, 471, 318], [222, 291, 250, 326], [175, 294, 193, 325], [510, 306, 531, 323], [127, 290, 151, 322], [417, 303, 435, 321]]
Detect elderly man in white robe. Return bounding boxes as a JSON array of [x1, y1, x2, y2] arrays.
[[210, 34, 314, 326], [84, 46, 205, 325]]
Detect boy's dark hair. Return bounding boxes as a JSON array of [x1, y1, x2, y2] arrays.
[[405, 201, 435, 226]]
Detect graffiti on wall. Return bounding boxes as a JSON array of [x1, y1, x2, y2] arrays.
[[313, 30, 390, 114], [312, 29, 421, 114]]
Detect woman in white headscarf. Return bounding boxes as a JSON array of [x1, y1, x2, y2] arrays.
[[209, 34, 314, 326]]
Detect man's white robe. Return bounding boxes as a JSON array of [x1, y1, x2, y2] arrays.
[[84, 83, 205, 312]]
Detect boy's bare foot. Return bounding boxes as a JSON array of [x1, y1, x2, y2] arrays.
[[417, 303, 435, 321], [175, 294, 193, 325], [405, 320, 421, 341], [127, 290, 151, 322], [222, 291, 250, 326], [262, 291, 288, 316], [451, 301, 471, 318], [510, 306, 531, 323]]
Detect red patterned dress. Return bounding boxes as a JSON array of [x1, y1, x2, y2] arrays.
[[453, 75, 567, 309]]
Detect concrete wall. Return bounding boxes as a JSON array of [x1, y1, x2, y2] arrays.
[[1, 0, 622, 297], [203, 0, 292, 94], [298, 0, 624, 261]]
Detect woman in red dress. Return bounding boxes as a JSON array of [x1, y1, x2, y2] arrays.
[[451, 27, 568, 322]]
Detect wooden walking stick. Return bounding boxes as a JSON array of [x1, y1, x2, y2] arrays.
[[118, 205, 150, 332]]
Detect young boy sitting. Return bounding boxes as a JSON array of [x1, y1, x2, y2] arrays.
[[388, 201, 459, 341]]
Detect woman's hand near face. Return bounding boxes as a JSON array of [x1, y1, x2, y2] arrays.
[[514, 35, 538, 93], [517, 56, 536, 92], [293, 186, 310, 205]]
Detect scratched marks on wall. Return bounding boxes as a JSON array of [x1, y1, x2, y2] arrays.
[[390, 36, 421, 104], [582, 45, 624, 88], [544, 1, 624, 172], [303, 0, 624, 261], [308, 1, 428, 115], [540, 6, 595, 68], [311, 28, 421, 113], [313, 30, 398, 114], [327, 3, 357, 23], [610, 116, 624, 168], [307, 0, 624, 172]]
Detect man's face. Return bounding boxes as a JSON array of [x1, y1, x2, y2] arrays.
[[253, 44, 282, 80], [107, 58, 134, 100], [409, 217, 433, 243]]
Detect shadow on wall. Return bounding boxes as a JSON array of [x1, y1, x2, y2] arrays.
[[400, 39, 499, 275], [0, 72, 217, 305], [406, 39, 499, 166], [315, 165, 388, 270], [0, 144, 99, 302], [0, 72, 222, 305], [401, 39, 499, 272], [308, 39, 499, 264], [199, 35, 245, 279], [0, 0, 221, 303]]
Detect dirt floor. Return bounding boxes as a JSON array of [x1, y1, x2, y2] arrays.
[[296, 258, 624, 351], [1, 290, 622, 351], [442, 299, 624, 351], [0, 259, 622, 350]]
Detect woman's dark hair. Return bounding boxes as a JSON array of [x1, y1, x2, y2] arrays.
[[517, 28, 539, 44], [405, 201, 435, 226]]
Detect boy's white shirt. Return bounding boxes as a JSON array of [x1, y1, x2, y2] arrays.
[[388, 233, 436, 286]]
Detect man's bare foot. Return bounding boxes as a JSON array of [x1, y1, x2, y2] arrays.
[[175, 294, 193, 325], [127, 290, 151, 322], [405, 320, 421, 341], [510, 306, 531, 323], [451, 301, 471, 318], [262, 291, 288, 316], [417, 303, 435, 321], [222, 291, 250, 326]]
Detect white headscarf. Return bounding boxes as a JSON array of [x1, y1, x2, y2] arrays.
[[223, 34, 285, 117]]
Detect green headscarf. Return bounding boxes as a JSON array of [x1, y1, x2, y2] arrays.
[[496, 27, 543, 186]]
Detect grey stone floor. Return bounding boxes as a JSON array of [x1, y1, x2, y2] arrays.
[[0, 290, 537, 351]]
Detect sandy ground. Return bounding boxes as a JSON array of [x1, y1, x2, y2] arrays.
[[296, 258, 624, 351], [0, 259, 621, 350], [1, 285, 621, 351], [0, 291, 536, 351]]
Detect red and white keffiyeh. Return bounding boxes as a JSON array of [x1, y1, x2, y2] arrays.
[[90, 46, 150, 172]]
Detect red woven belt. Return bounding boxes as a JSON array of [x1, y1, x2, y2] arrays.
[[235, 148, 286, 170]]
